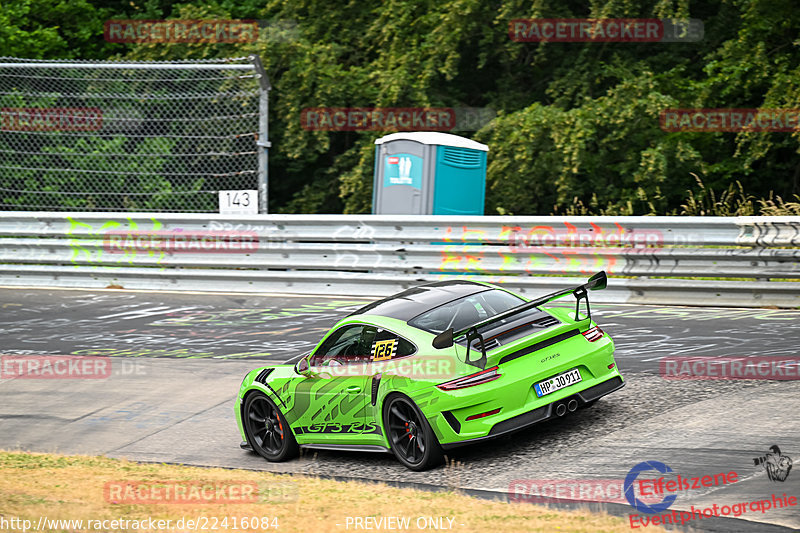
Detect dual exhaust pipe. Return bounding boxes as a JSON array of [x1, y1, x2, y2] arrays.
[[555, 398, 579, 417]]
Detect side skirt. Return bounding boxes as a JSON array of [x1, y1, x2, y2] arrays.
[[299, 443, 390, 454]]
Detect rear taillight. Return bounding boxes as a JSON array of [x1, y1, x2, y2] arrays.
[[582, 326, 604, 342], [437, 366, 500, 391]]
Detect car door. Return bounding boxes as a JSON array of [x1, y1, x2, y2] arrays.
[[291, 324, 372, 443], [355, 325, 419, 446]]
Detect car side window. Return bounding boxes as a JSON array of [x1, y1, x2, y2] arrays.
[[366, 327, 416, 361], [310, 325, 367, 366], [311, 325, 417, 366]]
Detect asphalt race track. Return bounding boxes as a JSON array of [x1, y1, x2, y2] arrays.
[[1, 287, 798, 532]]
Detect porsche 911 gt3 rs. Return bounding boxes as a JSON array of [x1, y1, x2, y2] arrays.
[[236, 271, 623, 470]]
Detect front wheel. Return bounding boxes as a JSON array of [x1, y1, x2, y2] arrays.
[[383, 394, 444, 471], [243, 392, 298, 462]]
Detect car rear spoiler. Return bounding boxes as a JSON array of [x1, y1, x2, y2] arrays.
[[432, 271, 608, 369]]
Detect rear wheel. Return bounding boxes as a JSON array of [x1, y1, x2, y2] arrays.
[[243, 392, 298, 462], [383, 394, 443, 471]]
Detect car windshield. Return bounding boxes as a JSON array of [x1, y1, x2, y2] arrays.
[[408, 289, 524, 333]]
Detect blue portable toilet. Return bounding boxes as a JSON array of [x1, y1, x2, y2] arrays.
[[372, 132, 488, 215]]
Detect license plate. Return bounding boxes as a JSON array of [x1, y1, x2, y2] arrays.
[[534, 368, 582, 397]]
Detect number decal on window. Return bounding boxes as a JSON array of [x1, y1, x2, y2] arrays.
[[371, 339, 397, 361]]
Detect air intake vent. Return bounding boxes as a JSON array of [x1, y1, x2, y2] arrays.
[[474, 338, 501, 351], [442, 411, 461, 433], [255, 368, 274, 384], [371, 374, 382, 406], [442, 147, 481, 168], [531, 316, 560, 329]]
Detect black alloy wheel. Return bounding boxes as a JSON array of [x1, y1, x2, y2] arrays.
[[383, 394, 443, 471], [243, 392, 298, 462]]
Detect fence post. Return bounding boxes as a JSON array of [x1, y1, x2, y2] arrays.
[[250, 55, 271, 214]]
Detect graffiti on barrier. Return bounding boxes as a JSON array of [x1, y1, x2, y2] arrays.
[[66, 216, 165, 267], [438, 221, 665, 275]]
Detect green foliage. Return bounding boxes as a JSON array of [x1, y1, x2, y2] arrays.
[[758, 193, 800, 215], [680, 174, 800, 216], [0, 0, 125, 59], [680, 174, 756, 216], [1, 0, 800, 214]]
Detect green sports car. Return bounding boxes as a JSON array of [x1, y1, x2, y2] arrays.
[[235, 271, 624, 471]]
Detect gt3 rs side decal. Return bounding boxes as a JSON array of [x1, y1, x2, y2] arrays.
[[294, 422, 382, 436]]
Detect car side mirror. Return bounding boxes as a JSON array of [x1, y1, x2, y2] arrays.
[[432, 328, 454, 349], [295, 356, 311, 375], [587, 271, 607, 291]]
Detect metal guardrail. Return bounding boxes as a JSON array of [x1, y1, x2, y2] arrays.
[[0, 212, 798, 307]]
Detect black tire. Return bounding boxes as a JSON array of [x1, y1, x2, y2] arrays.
[[243, 392, 299, 462], [383, 394, 444, 471]]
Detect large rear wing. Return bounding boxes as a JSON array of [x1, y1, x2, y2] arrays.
[[432, 271, 608, 369]]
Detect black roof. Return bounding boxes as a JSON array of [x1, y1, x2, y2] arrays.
[[350, 280, 490, 322]]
